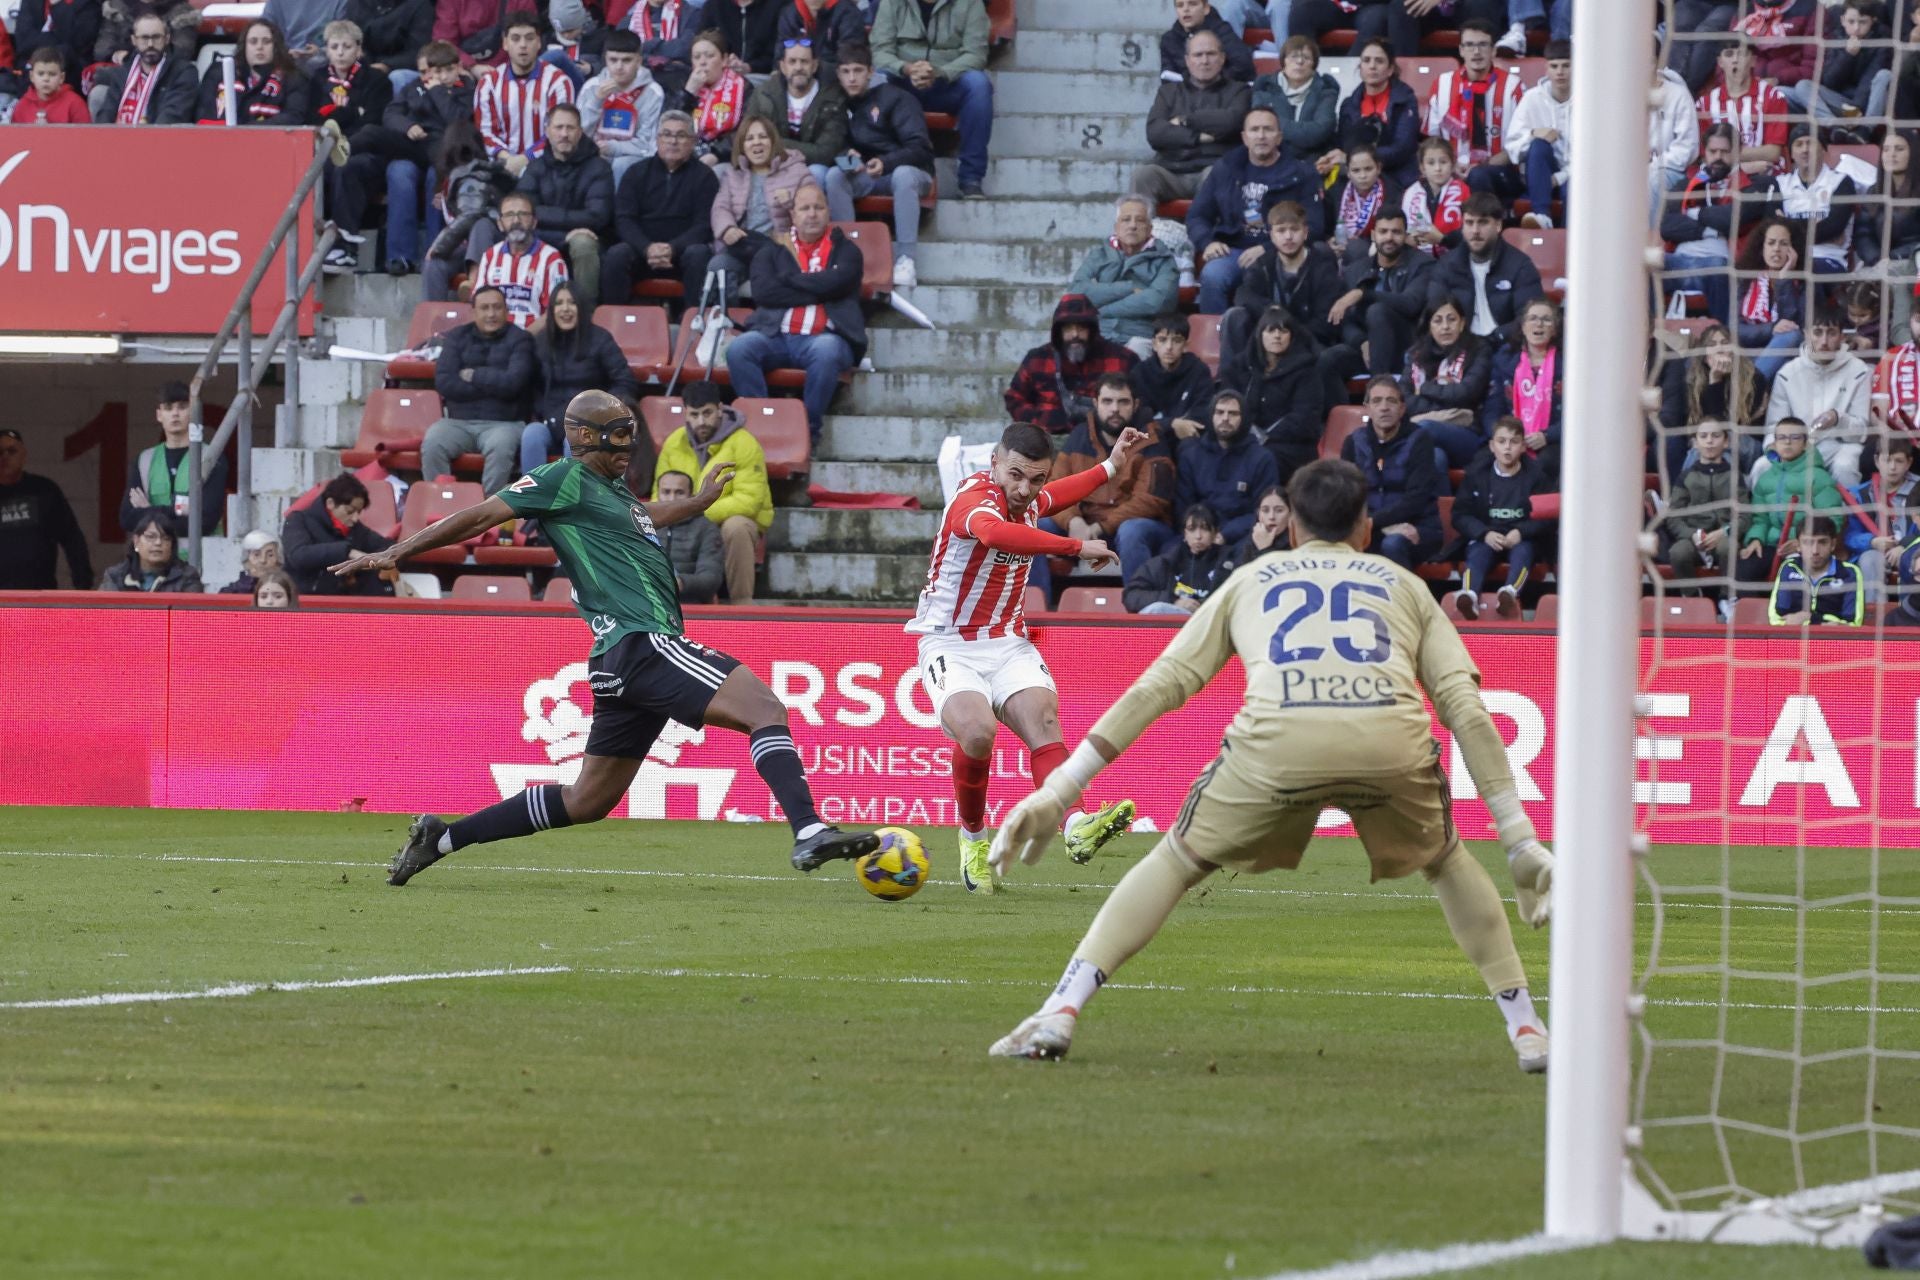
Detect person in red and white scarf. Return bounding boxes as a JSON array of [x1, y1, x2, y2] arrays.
[[467, 193, 570, 328], [725, 184, 864, 439], [1873, 305, 1920, 436], [1421, 21, 1522, 178], [193, 19, 311, 126], [675, 27, 750, 164], [88, 11, 199, 125], [474, 13, 575, 178], [1695, 41, 1790, 177], [625, 0, 703, 90], [1403, 137, 1469, 255]]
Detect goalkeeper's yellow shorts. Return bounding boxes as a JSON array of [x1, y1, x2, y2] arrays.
[[1170, 739, 1459, 883]]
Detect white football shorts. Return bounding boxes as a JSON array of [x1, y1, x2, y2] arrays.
[[916, 632, 1056, 721]]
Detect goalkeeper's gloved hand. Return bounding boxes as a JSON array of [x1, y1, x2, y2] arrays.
[[988, 775, 1083, 879], [1507, 838, 1555, 929]]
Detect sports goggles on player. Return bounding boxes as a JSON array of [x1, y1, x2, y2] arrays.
[[565, 412, 637, 454]]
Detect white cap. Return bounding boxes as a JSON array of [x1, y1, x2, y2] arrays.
[[241, 530, 279, 552]]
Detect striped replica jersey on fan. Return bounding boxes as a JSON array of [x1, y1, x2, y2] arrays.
[[1695, 80, 1789, 167], [472, 240, 568, 327], [907, 464, 1111, 640], [475, 62, 575, 159]]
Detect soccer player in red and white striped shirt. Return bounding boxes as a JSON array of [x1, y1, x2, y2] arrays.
[[1695, 42, 1789, 177], [906, 422, 1144, 892], [469, 193, 569, 327], [474, 14, 575, 176]]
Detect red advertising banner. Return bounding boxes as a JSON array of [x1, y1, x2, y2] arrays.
[[0, 128, 316, 336], [2, 602, 1916, 849]]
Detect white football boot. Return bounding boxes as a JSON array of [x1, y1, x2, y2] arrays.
[[989, 1010, 1077, 1060]]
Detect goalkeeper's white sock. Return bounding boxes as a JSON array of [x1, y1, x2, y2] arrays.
[[1495, 987, 1543, 1040], [1037, 839, 1209, 1017]]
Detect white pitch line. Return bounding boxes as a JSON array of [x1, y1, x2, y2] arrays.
[[10, 848, 1918, 918], [1249, 1233, 1593, 1280], [0, 965, 570, 1010]]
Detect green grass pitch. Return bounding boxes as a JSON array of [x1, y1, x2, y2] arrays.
[[3, 808, 1915, 1279]]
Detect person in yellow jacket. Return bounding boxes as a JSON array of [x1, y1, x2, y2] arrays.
[[653, 380, 773, 602]]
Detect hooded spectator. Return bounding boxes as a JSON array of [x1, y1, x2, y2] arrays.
[[1069, 197, 1180, 358], [1005, 295, 1141, 434], [1221, 305, 1324, 483], [1176, 389, 1280, 542], [1132, 29, 1251, 205], [98, 511, 203, 593]]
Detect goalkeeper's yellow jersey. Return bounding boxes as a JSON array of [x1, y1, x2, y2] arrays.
[[1092, 540, 1487, 780]]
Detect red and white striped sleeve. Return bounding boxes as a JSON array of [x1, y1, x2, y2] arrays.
[[538, 244, 569, 313], [474, 71, 508, 157]]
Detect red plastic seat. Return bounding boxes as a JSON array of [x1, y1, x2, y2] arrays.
[[542, 577, 575, 603], [986, 0, 1015, 44], [1158, 200, 1192, 221], [1396, 57, 1457, 106], [1416, 496, 1459, 582], [1189, 314, 1222, 375], [449, 574, 532, 603], [632, 278, 686, 301], [641, 395, 685, 448], [852, 174, 939, 217], [1641, 596, 1717, 627], [593, 304, 672, 380], [1321, 405, 1367, 458], [474, 524, 559, 568], [1023, 585, 1048, 615], [399, 478, 487, 565], [388, 302, 470, 381], [835, 221, 894, 298], [1732, 597, 1774, 628], [1506, 56, 1549, 88], [341, 389, 442, 469], [1660, 316, 1712, 348], [1056, 586, 1126, 615], [924, 111, 956, 132], [1532, 594, 1558, 625], [1504, 227, 1568, 292], [1444, 593, 1499, 623], [732, 398, 812, 479], [666, 308, 755, 384]]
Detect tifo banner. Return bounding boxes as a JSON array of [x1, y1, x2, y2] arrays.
[[0, 130, 316, 336], [2, 602, 1916, 849]]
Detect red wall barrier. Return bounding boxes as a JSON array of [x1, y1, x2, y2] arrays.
[[0, 129, 316, 335], [3, 601, 1914, 849]]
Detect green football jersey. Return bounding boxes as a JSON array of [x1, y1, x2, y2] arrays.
[[498, 459, 684, 654]]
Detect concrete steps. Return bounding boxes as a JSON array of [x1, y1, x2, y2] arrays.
[[929, 195, 1117, 242], [993, 111, 1154, 160], [878, 284, 1068, 330], [820, 415, 1004, 460], [992, 69, 1162, 115], [773, 506, 942, 553], [837, 370, 1010, 416], [937, 155, 1138, 200], [767, 550, 932, 602], [869, 326, 1048, 369], [1019, 0, 1170, 30], [810, 460, 946, 508], [1000, 30, 1167, 74], [915, 239, 1085, 284]]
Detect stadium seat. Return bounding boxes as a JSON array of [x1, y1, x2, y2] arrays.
[[449, 574, 532, 603], [1505, 228, 1568, 293], [1395, 57, 1456, 103], [1829, 142, 1881, 173], [1320, 405, 1367, 458], [1732, 597, 1774, 628], [1642, 597, 1717, 627], [341, 388, 441, 469], [1532, 594, 1558, 625], [835, 222, 894, 298], [1417, 497, 1459, 582], [733, 398, 811, 479], [666, 308, 755, 384], [853, 175, 939, 217], [1055, 587, 1126, 615], [1023, 585, 1048, 615], [986, 0, 1015, 45], [1189, 314, 1222, 375], [541, 577, 575, 604], [593, 305, 673, 380], [399, 478, 487, 565], [388, 302, 471, 381], [1443, 593, 1499, 623], [641, 396, 685, 448], [356, 476, 401, 540], [474, 524, 559, 569], [1506, 56, 1549, 87], [924, 112, 956, 132], [398, 571, 441, 599], [1660, 316, 1712, 349], [632, 278, 686, 302], [1157, 200, 1193, 221]]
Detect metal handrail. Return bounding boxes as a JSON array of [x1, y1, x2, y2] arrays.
[[185, 130, 336, 570]]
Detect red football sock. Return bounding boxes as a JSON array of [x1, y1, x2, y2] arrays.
[[1030, 741, 1073, 808], [953, 750, 991, 833]]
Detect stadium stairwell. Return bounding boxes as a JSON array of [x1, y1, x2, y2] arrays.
[[769, 0, 1172, 604]]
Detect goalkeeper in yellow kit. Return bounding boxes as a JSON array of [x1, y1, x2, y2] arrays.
[[987, 459, 1557, 1073]]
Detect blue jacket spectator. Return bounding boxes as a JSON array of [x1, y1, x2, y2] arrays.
[[1340, 376, 1442, 567], [1175, 392, 1280, 542], [1185, 137, 1326, 258]]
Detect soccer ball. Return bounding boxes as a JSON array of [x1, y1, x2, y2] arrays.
[[854, 827, 931, 901]]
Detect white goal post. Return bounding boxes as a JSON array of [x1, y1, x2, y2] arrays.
[[1551, 1, 1920, 1249]]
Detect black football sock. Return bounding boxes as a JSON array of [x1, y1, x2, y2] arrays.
[[749, 727, 824, 838], [446, 783, 575, 851]]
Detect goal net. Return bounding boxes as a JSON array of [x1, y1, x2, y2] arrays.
[[1573, 0, 1920, 1249]]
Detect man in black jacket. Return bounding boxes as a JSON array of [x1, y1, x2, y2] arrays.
[[600, 110, 720, 305], [343, 0, 432, 72], [1158, 0, 1254, 83], [728, 186, 865, 439], [88, 12, 197, 123], [823, 42, 933, 289], [1131, 30, 1249, 204], [422, 287, 538, 494], [12, 0, 101, 88], [282, 473, 397, 596], [1428, 193, 1545, 344], [497, 103, 616, 305], [1321, 208, 1435, 399], [1338, 375, 1442, 568], [1220, 201, 1340, 388], [708, 0, 782, 74], [0, 430, 93, 590]]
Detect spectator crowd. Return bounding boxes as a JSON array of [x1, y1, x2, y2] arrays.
[[7, 0, 1920, 627]]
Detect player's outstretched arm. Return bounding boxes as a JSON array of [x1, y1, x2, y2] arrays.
[[645, 463, 737, 530], [990, 584, 1238, 876], [334, 495, 515, 576]]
